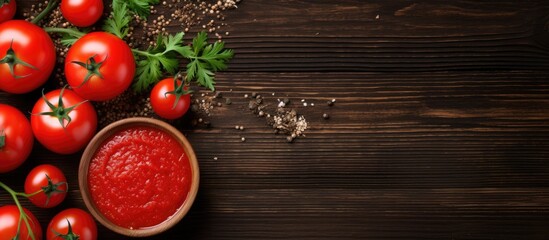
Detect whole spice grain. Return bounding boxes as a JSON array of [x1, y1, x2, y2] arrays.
[[244, 92, 309, 142]]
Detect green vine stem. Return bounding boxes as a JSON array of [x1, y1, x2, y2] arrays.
[[0, 182, 39, 240], [31, 0, 59, 25]]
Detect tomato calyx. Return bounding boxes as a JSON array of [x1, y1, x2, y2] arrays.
[[0, 0, 9, 7], [41, 174, 68, 207], [52, 219, 79, 240], [165, 74, 193, 109], [0, 182, 38, 240], [0, 40, 39, 79], [38, 88, 88, 128], [71, 55, 107, 87]]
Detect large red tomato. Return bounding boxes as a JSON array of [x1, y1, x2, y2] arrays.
[[0, 103, 33, 173], [65, 32, 135, 101], [0, 0, 16, 23], [150, 78, 191, 119], [0, 20, 56, 94], [24, 164, 68, 208], [0, 205, 43, 240], [31, 88, 97, 154], [47, 209, 97, 240], [60, 0, 103, 27]]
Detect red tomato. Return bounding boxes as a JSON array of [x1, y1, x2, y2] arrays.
[[150, 78, 191, 119], [0, 205, 43, 240], [0, 20, 56, 94], [24, 164, 68, 208], [65, 32, 135, 101], [0, 103, 33, 173], [60, 0, 103, 27], [0, 0, 16, 23], [47, 209, 97, 240], [31, 88, 97, 154]]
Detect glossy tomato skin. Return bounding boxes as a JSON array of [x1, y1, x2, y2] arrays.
[[60, 0, 103, 27], [47, 209, 97, 240], [65, 32, 135, 101], [31, 89, 97, 154], [24, 164, 68, 208], [0, 0, 16, 23], [0, 103, 33, 173], [150, 78, 191, 119], [0, 205, 43, 240], [0, 20, 56, 94]]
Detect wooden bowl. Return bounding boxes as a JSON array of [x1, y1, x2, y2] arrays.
[[79, 117, 199, 237]]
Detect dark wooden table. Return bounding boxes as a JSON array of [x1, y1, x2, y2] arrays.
[[2, 0, 549, 239]]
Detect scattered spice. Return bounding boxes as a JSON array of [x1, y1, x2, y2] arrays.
[[322, 113, 330, 120], [244, 92, 309, 142]]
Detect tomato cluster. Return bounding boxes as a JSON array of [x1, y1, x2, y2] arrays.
[[1, 1, 196, 238], [1, 164, 97, 240]]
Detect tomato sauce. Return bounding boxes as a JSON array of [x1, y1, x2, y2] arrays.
[[88, 126, 192, 229]]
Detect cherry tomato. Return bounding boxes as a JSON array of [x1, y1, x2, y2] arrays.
[[65, 32, 135, 101], [0, 205, 43, 240], [47, 209, 97, 240], [0, 0, 16, 23], [24, 164, 68, 208], [0, 103, 33, 173], [60, 0, 103, 27], [150, 78, 191, 119], [31, 88, 97, 154], [0, 20, 56, 94]]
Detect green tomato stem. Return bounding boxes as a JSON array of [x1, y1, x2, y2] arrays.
[[31, 0, 59, 25], [0, 129, 5, 149], [0, 182, 37, 240]]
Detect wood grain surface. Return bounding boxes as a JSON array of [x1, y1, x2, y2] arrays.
[[1, 0, 549, 239]]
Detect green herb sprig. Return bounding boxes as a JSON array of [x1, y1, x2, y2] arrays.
[[186, 32, 234, 91], [127, 0, 160, 18], [131, 32, 234, 92], [102, 0, 131, 39]]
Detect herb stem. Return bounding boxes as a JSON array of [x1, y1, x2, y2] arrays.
[[131, 48, 167, 58], [31, 0, 59, 25], [44, 27, 86, 38]]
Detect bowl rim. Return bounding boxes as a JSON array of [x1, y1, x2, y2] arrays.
[[78, 117, 200, 237]]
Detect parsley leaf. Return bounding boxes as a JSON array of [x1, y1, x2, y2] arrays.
[[132, 32, 191, 92], [185, 32, 234, 91], [127, 0, 160, 18], [132, 32, 233, 92], [103, 0, 131, 39]]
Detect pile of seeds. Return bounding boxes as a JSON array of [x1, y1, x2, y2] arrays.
[[245, 93, 310, 143]]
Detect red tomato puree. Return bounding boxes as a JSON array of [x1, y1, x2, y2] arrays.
[[88, 126, 192, 229]]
